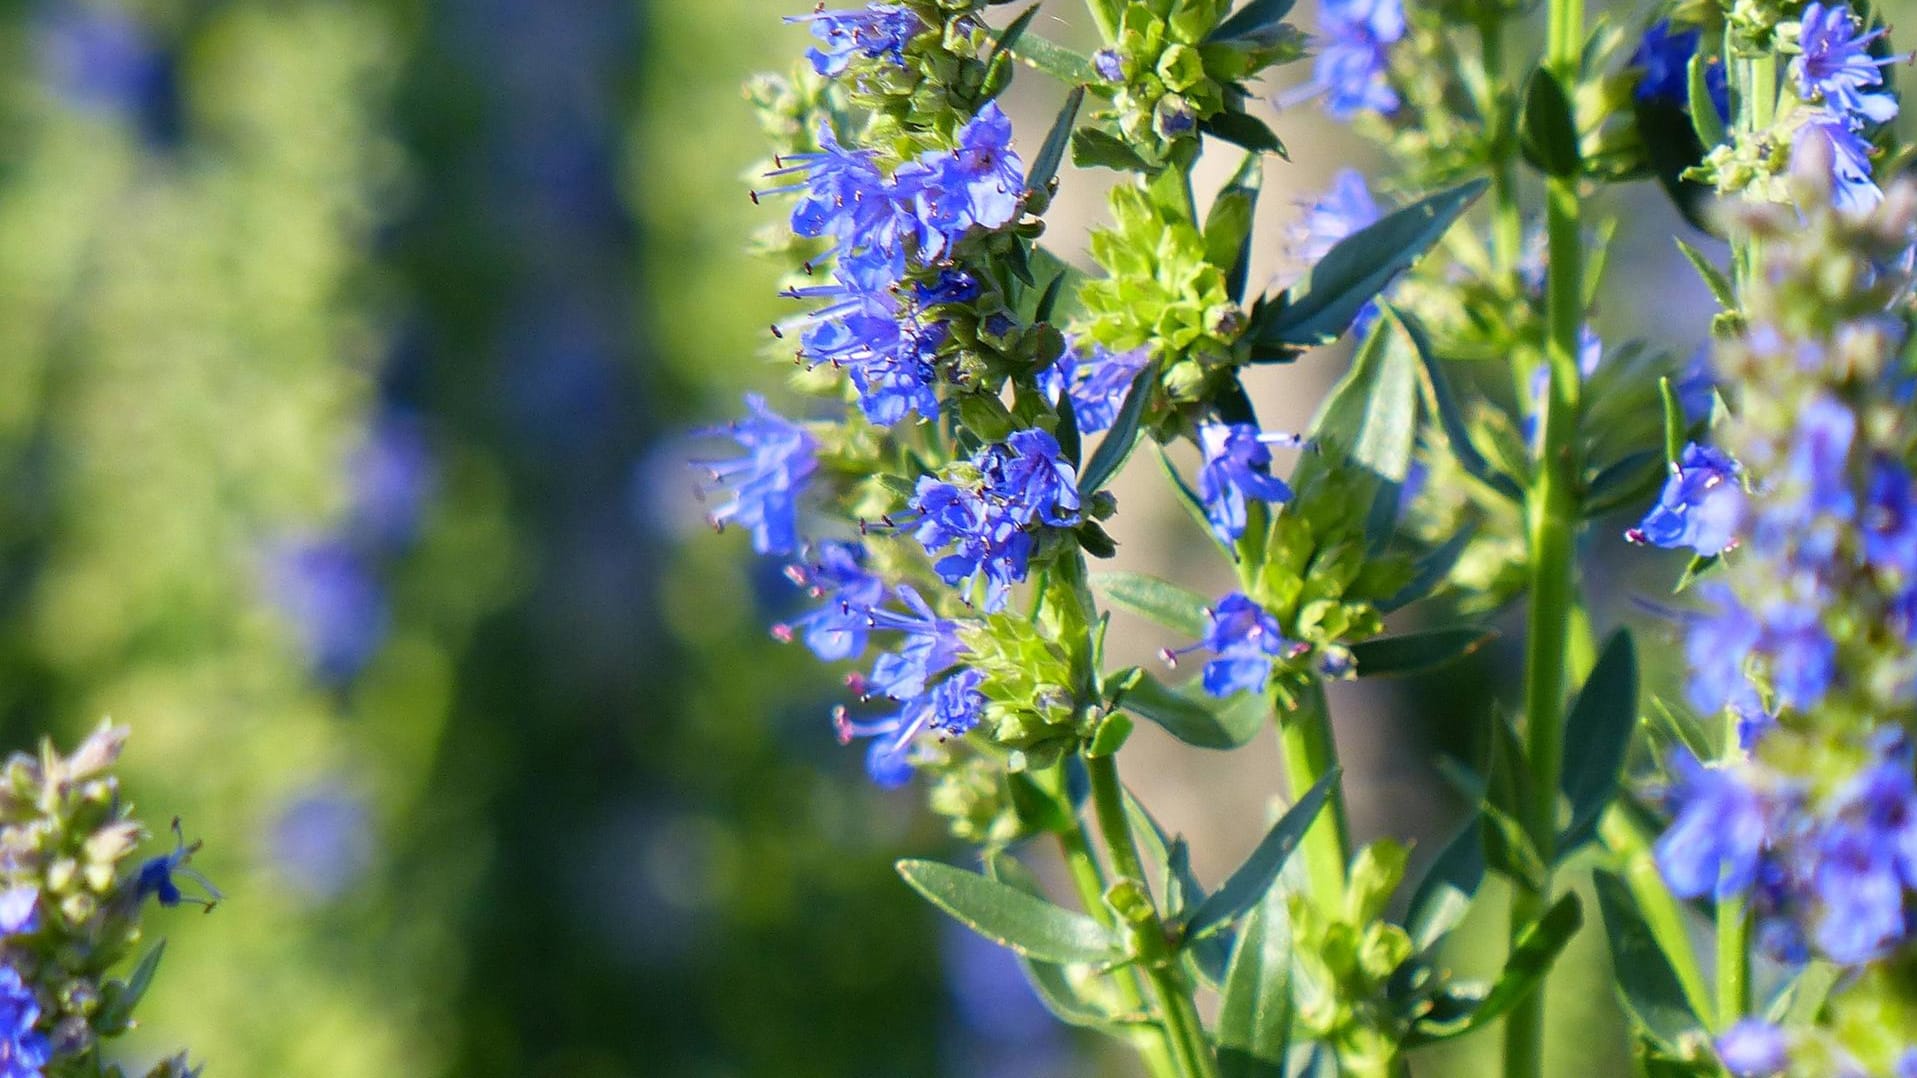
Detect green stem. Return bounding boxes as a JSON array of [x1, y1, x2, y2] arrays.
[[1477, 12, 1530, 403], [1600, 807, 1716, 1027], [1057, 826, 1183, 1078], [1506, 0, 1586, 1072], [1715, 704, 1752, 1024], [1277, 679, 1352, 908], [1086, 754, 1218, 1078], [1086, 0, 1121, 42]]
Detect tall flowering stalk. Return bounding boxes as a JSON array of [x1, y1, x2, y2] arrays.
[[699, 0, 1917, 1074]]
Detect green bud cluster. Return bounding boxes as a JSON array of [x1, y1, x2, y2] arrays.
[[1082, 183, 1243, 387], [1288, 842, 1421, 1078]]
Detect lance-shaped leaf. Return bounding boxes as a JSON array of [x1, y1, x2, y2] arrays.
[[1250, 179, 1487, 352], [1210, 0, 1299, 43], [1378, 525, 1477, 613], [1519, 67, 1580, 178], [1079, 359, 1160, 493], [985, 853, 1131, 1028], [1092, 571, 1210, 638], [1390, 306, 1525, 501], [1307, 318, 1418, 484], [1115, 671, 1268, 750], [1557, 631, 1640, 860], [1027, 86, 1086, 194], [1405, 816, 1486, 951], [1202, 110, 1288, 157], [1205, 154, 1265, 302], [1184, 770, 1339, 938], [990, 3, 1044, 65], [897, 859, 1122, 964], [1348, 627, 1497, 678], [1216, 892, 1292, 1078], [1073, 127, 1155, 172], [1584, 450, 1665, 518], [1674, 239, 1734, 312], [1659, 375, 1688, 465], [1005, 31, 1098, 84], [1593, 869, 1709, 1051], [1405, 892, 1583, 1045], [95, 941, 166, 1035], [1764, 961, 1838, 1027], [1687, 52, 1727, 149]]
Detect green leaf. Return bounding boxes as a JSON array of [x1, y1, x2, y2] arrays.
[[95, 941, 165, 1035], [1520, 67, 1581, 177], [1034, 271, 1070, 327], [1079, 359, 1159, 493], [1645, 696, 1713, 763], [1593, 869, 1709, 1051], [1216, 894, 1292, 1078], [1584, 449, 1665, 518], [1390, 306, 1525, 501], [1201, 110, 1288, 157], [1659, 374, 1688, 466], [1205, 154, 1264, 302], [1765, 960, 1839, 1027], [1406, 893, 1583, 1045], [1307, 316, 1418, 485], [1072, 127, 1155, 172], [1557, 631, 1640, 860], [1348, 627, 1496, 678], [1023, 245, 1088, 323], [1405, 816, 1485, 951], [1481, 801, 1548, 892], [1211, 0, 1299, 43], [1379, 525, 1477, 613], [985, 853, 1131, 1028], [1092, 570, 1211, 638], [1687, 52, 1727, 149], [1674, 239, 1734, 311], [991, 4, 1044, 64], [1184, 770, 1339, 938], [897, 859, 1122, 964], [1027, 85, 1086, 194], [1251, 180, 1487, 351], [1116, 671, 1268, 750], [1005, 31, 1099, 84]]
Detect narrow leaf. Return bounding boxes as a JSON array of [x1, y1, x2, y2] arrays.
[[1520, 68, 1581, 177], [1583, 449, 1665, 518], [1252, 180, 1487, 349], [1092, 571, 1211, 638], [1116, 672, 1268, 751], [1593, 869, 1709, 1050], [1390, 306, 1525, 501], [1006, 31, 1098, 84], [1307, 316, 1418, 484], [95, 942, 165, 1035], [897, 859, 1121, 964], [1027, 85, 1086, 194], [1765, 961, 1839, 1027], [1687, 52, 1727, 149], [1406, 893, 1583, 1044], [986, 854, 1128, 1028], [1072, 127, 1155, 172], [1211, 0, 1298, 42], [1185, 770, 1339, 938], [1379, 524, 1477, 613], [1201, 110, 1288, 157], [991, 4, 1044, 64], [1205, 154, 1265, 302], [1557, 631, 1640, 860], [1674, 239, 1734, 311], [1216, 896, 1292, 1077], [1079, 359, 1159, 493], [1405, 816, 1486, 951], [1348, 627, 1497, 678]]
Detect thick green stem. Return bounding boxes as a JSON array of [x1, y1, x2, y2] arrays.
[[1506, 0, 1586, 1069], [1057, 826, 1182, 1078], [1086, 754, 1217, 1078], [1477, 13, 1530, 402], [1278, 679, 1352, 908]]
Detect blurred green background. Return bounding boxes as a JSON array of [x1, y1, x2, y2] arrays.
[[0, 1, 1806, 1075]]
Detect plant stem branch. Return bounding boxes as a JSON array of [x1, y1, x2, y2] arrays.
[[1057, 826, 1183, 1078], [1278, 678, 1352, 908]]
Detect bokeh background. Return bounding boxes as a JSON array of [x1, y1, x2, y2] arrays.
[[0, 1, 1859, 1075]]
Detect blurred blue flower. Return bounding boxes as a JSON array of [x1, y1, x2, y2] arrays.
[[0, 889, 37, 937], [1655, 752, 1772, 900], [1863, 457, 1917, 579], [36, 3, 182, 147], [350, 410, 435, 552], [1195, 421, 1297, 545], [1170, 593, 1293, 697], [1716, 1019, 1788, 1077], [271, 785, 375, 902], [837, 667, 985, 787], [1039, 343, 1150, 436], [696, 394, 818, 557], [1627, 442, 1745, 555], [1798, 109, 1883, 214], [941, 920, 1066, 1078], [1305, 0, 1404, 118], [268, 537, 390, 684], [1296, 169, 1382, 262], [0, 965, 48, 1078], [1683, 584, 1764, 719], [777, 541, 889, 661], [1630, 21, 1730, 120]]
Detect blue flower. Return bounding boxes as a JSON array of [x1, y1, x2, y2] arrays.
[[1864, 456, 1917, 579], [1306, 0, 1405, 118], [837, 667, 986, 787], [349, 410, 434, 552], [1040, 343, 1150, 435], [1807, 736, 1917, 962], [135, 821, 221, 910], [1756, 598, 1836, 712], [1798, 109, 1883, 214], [910, 432, 1081, 609], [989, 430, 1082, 529], [898, 103, 1027, 259], [1631, 21, 1731, 120], [1627, 442, 1745, 555], [1655, 753, 1772, 900], [1195, 421, 1298, 545], [1716, 1019, 1788, 1077], [788, 5, 924, 78], [1684, 584, 1763, 718], [36, 4, 183, 148], [1169, 594, 1294, 697], [1792, 3, 1901, 127], [861, 585, 967, 701], [1898, 1048, 1917, 1078], [697, 394, 818, 556], [765, 125, 903, 258], [777, 541, 889, 661], [0, 965, 47, 1078], [268, 538, 389, 684], [0, 890, 36, 938], [1296, 169, 1382, 262]]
